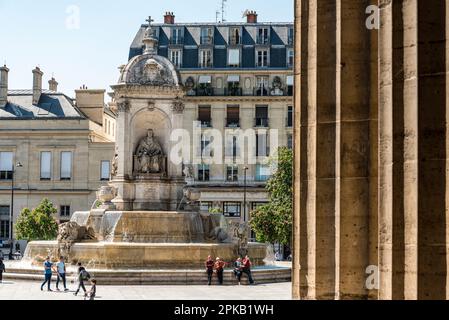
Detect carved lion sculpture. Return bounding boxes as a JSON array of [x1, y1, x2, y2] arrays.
[[57, 221, 96, 243]]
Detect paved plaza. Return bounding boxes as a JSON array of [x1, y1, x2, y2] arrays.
[[0, 280, 292, 300]]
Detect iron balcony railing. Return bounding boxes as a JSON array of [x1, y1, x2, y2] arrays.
[[225, 118, 241, 128], [255, 118, 269, 128]]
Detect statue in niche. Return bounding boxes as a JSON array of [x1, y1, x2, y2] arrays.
[[135, 129, 165, 174]]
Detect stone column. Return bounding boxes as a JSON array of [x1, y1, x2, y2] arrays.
[[293, 0, 374, 300], [378, 0, 448, 300]]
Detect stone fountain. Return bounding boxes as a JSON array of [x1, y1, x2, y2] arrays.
[[7, 20, 290, 284]]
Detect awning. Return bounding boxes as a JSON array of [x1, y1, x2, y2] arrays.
[[199, 75, 212, 84], [227, 75, 240, 82], [286, 75, 294, 86]]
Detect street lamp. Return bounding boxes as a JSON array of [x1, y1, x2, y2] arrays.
[[243, 166, 249, 223], [9, 162, 23, 260]]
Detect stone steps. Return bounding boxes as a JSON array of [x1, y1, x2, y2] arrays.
[[3, 268, 291, 286]]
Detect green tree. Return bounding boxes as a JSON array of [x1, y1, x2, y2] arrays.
[[15, 198, 59, 241], [250, 147, 293, 245]]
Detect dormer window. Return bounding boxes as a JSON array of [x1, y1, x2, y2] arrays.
[[257, 27, 269, 45], [201, 27, 213, 45], [229, 27, 241, 45], [171, 28, 183, 45]]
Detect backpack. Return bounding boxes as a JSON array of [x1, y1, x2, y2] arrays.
[[81, 270, 91, 281]]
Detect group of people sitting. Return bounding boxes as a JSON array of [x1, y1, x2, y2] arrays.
[[40, 256, 96, 300], [205, 255, 255, 286]]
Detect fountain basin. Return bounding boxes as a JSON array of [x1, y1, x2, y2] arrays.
[[24, 241, 268, 269]]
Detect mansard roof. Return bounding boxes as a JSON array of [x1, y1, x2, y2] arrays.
[[0, 90, 85, 119]]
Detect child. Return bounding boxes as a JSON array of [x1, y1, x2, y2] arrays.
[[84, 279, 97, 301], [0, 258, 5, 283]]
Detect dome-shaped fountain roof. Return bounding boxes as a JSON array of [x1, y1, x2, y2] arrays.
[[118, 54, 181, 87]]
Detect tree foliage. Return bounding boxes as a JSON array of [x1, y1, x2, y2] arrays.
[[250, 147, 293, 245], [15, 198, 59, 241]]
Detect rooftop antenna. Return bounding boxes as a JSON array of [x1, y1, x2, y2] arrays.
[[216, 10, 220, 23], [221, 0, 227, 23]]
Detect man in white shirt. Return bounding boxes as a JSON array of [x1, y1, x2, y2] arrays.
[[56, 256, 68, 291]]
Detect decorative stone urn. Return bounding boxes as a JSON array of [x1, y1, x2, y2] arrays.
[[97, 186, 117, 210]]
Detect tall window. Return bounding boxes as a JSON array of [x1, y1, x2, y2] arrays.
[[60, 151, 72, 181], [288, 27, 294, 45], [0, 151, 13, 180], [228, 49, 240, 67], [200, 134, 213, 158], [287, 76, 294, 95], [223, 202, 241, 217], [257, 27, 269, 44], [225, 135, 240, 159], [256, 49, 269, 67], [287, 106, 293, 127], [256, 164, 271, 181], [198, 164, 210, 182], [226, 106, 240, 127], [169, 49, 182, 68], [256, 76, 269, 96], [0, 206, 10, 239], [198, 106, 212, 127], [40, 151, 52, 180], [201, 27, 213, 45], [287, 48, 294, 67], [199, 49, 212, 68], [101, 161, 110, 181], [256, 132, 269, 157], [171, 27, 183, 44], [287, 134, 293, 149], [255, 105, 269, 127], [60, 205, 71, 218], [227, 165, 239, 182]]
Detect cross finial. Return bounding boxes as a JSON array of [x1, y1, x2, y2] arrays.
[[146, 16, 154, 26]]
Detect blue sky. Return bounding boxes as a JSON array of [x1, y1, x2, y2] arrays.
[[0, 0, 294, 97]]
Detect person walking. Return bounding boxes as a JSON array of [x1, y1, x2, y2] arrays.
[[233, 257, 243, 285], [0, 258, 5, 283], [84, 279, 97, 301], [55, 256, 68, 291], [214, 257, 225, 285], [242, 255, 255, 285], [40, 256, 54, 291], [205, 255, 214, 286], [74, 262, 90, 296]]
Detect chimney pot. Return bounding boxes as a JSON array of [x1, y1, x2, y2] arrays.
[[0, 65, 9, 108], [48, 77, 58, 92], [32, 67, 43, 105], [246, 10, 258, 23], [164, 11, 175, 24]]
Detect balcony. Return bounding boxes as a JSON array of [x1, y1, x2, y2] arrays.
[[226, 118, 240, 128], [196, 87, 214, 96], [197, 120, 212, 128], [254, 87, 269, 97], [224, 87, 243, 96], [255, 118, 269, 128]]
